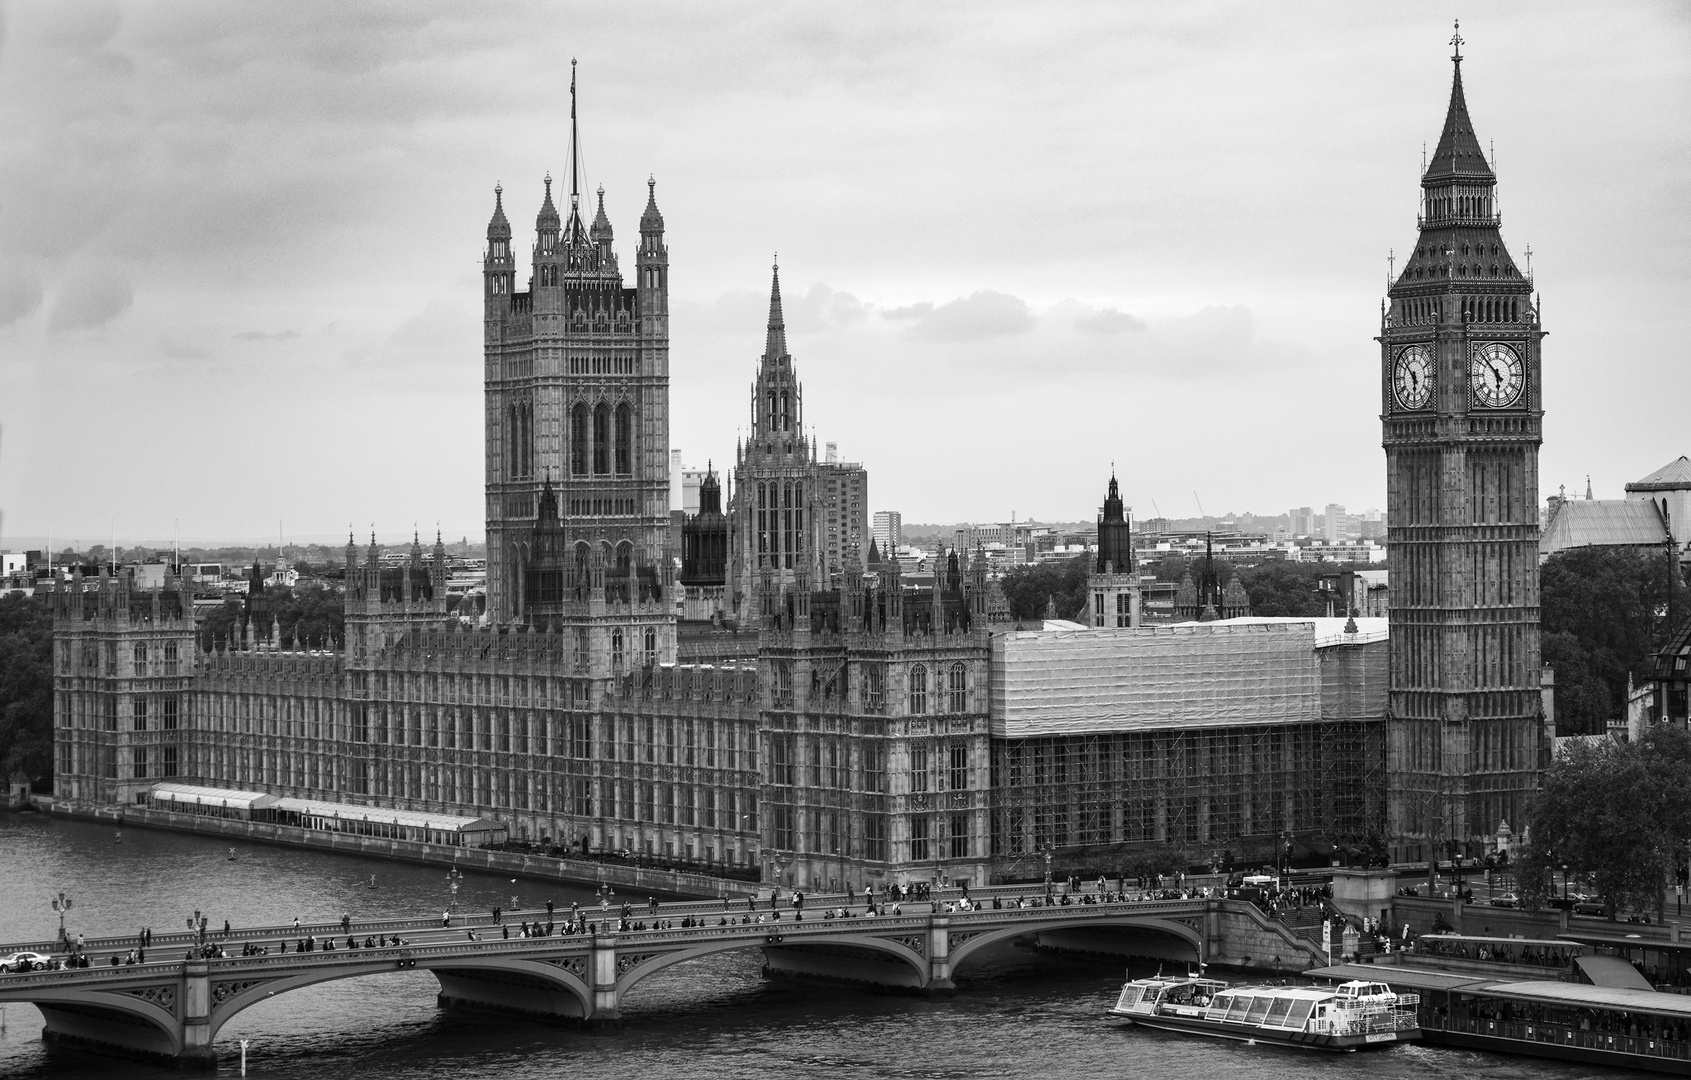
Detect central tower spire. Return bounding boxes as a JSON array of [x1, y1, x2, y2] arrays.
[[764, 259, 788, 362], [564, 59, 588, 246]]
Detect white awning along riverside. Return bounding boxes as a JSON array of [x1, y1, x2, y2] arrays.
[[149, 783, 280, 811], [272, 797, 502, 834]]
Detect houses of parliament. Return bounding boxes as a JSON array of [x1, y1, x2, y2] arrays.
[[48, 42, 1546, 886]]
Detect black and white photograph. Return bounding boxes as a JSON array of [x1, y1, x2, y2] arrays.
[[0, 2, 1687, 1076]]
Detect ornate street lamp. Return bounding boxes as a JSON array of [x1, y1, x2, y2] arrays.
[[51, 892, 72, 944], [446, 866, 463, 915]]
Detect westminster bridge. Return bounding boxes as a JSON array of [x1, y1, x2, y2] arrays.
[[0, 889, 1323, 1068]]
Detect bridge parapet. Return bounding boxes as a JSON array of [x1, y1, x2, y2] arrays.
[[0, 897, 1246, 1069]]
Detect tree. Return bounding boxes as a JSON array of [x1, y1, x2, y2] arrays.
[[1235, 561, 1327, 617], [1000, 555, 1089, 622], [196, 601, 240, 652], [269, 583, 344, 649], [1540, 547, 1687, 734], [1517, 725, 1691, 916], [0, 595, 55, 792]]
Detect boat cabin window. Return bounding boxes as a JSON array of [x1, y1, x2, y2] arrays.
[[1263, 998, 1294, 1026], [1117, 986, 1143, 1008], [1224, 996, 1252, 1023], [1243, 996, 1273, 1024], [1284, 999, 1316, 1028]]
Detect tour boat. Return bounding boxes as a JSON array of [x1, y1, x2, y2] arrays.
[[1109, 973, 1421, 1050]]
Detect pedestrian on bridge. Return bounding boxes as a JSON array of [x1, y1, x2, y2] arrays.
[[341, 913, 352, 934], [442, 912, 451, 927]]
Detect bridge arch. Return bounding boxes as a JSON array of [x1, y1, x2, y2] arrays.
[[26, 987, 185, 1060], [616, 929, 930, 999], [206, 955, 594, 1036], [945, 912, 1203, 976]]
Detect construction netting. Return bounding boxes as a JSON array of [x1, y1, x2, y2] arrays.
[[990, 622, 1333, 738]]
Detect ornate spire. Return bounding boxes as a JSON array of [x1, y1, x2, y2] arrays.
[[537, 172, 560, 234], [590, 184, 612, 242], [487, 183, 511, 240], [640, 175, 664, 233], [1424, 21, 1494, 184], [764, 259, 788, 361]]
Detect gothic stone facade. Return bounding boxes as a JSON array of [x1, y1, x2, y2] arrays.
[[1381, 44, 1550, 861]]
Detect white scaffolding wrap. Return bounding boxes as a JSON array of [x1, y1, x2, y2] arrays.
[[990, 622, 1338, 738]]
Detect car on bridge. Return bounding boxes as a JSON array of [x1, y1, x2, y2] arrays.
[[1, 950, 59, 973]]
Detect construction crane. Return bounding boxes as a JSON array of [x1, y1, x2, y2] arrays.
[[1193, 491, 1206, 518]]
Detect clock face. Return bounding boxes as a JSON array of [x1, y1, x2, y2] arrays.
[[1393, 345, 1434, 410], [1469, 342, 1525, 408]]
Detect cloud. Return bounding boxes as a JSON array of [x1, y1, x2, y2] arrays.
[[47, 267, 134, 332], [784, 282, 869, 333], [156, 334, 209, 361], [1148, 304, 1253, 371], [236, 328, 301, 341], [883, 289, 1033, 341], [1074, 306, 1146, 334], [0, 268, 44, 326], [346, 298, 475, 368]]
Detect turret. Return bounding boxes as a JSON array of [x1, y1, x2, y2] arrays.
[[1096, 472, 1133, 575], [431, 529, 449, 594], [484, 184, 513, 309], [637, 176, 668, 324], [535, 173, 561, 256], [590, 184, 613, 261]]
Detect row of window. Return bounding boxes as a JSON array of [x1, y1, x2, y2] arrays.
[[67, 743, 181, 780], [909, 742, 971, 793], [909, 813, 972, 862], [768, 735, 887, 792], [770, 661, 970, 713], [60, 692, 181, 731], [65, 640, 180, 676]]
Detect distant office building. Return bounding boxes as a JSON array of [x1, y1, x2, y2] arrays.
[[1290, 507, 1316, 537], [1323, 503, 1346, 543], [873, 511, 902, 556], [681, 466, 711, 516], [818, 459, 869, 575]]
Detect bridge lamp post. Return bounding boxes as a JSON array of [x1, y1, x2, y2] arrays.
[[51, 892, 72, 945], [446, 866, 463, 915]]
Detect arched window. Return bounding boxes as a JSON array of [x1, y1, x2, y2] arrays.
[[780, 390, 789, 432], [948, 662, 967, 713], [509, 404, 520, 479], [757, 482, 769, 564], [571, 404, 588, 476], [767, 391, 776, 433], [615, 541, 633, 575], [614, 403, 632, 475], [782, 482, 793, 569], [792, 483, 804, 556], [909, 665, 928, 714], [593, 404, 610, 474], [521, 402, 533, 478]]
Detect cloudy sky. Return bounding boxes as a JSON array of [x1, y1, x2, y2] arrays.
[[1, 1, 1686, 546]]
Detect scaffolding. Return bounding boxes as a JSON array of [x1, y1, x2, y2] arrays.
[[989, 622, 1325, 737], [986, 622, 1389, 874]]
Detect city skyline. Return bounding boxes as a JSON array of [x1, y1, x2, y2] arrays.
[[1, 2, 1685, 542]]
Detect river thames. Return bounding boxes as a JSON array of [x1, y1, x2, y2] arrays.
[[0, 813, 1637, 1079]]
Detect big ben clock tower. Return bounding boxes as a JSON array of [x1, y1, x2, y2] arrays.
[[1382, 27, 1548, 864]]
